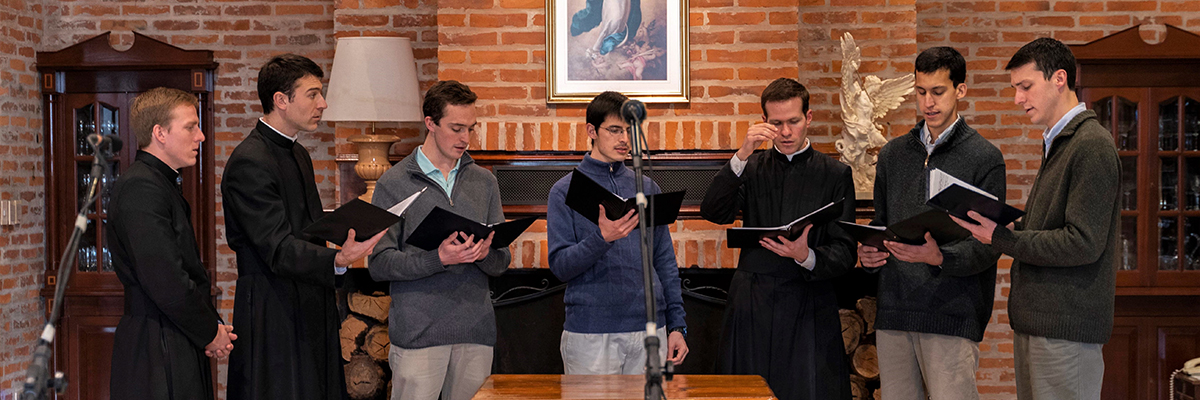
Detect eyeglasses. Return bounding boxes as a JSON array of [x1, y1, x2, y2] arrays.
[[599, 125, 629, 135]]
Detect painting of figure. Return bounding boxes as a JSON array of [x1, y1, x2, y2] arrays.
[[548, 0, 687, 102]]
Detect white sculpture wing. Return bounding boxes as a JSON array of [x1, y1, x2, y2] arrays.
[[840, 32, 860, 84], [866, 74, 915, 121]]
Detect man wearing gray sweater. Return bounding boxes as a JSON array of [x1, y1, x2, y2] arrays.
[[955, 38, 1119, 400], [369, 80, 512, 400], [860, 47, 1004, 400]]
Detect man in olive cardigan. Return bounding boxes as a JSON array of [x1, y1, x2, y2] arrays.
[[954, 38, 1119, 400]]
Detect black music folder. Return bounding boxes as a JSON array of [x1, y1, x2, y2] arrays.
[[405, 206, 539, 251], [564, 169, 685, 227], [925, 168, 1024, 226], [725, 198, 845, 249], [304, 200, 399, 246], [303, 189, 426, 246], [839, 210, 971, 250]]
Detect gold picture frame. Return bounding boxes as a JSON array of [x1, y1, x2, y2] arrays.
[[546, 0, 689, 103]]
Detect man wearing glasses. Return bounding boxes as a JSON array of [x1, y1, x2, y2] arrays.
[[547, 91, 689, 374]]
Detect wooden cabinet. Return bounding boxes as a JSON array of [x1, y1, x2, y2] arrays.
[[37, 32, 217, 400], [1073, 25, 1200, 400]]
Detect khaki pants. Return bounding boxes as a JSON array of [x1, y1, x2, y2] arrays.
[[560, 328, 667, 375], [388, 344, 493, 400], [877, 329, 981, 400], [1014, 333, 1104, 400]]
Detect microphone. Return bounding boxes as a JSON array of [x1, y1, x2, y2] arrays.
[[621, 99, 646, 125], [86, 134, 123, 155]]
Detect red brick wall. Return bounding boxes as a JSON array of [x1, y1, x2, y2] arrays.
[[21, 0, 1200, 398], [0, 0, 45, 396]]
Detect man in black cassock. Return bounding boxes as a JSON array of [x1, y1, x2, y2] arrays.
[[701, 78, 857, 400], [109, 87, 236, 400], [223, 54, 384, 400]]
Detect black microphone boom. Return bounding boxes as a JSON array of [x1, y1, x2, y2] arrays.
[[621, 99, 646, 125]]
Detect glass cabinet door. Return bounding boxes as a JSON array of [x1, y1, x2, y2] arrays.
[[71, 99, 122, 273], [1150, 88, 1200, 286], [1091, 94, 1141, 273]]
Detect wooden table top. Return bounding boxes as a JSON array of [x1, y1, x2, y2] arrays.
[[472, 374, 777, 400]]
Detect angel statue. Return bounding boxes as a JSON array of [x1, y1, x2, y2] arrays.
[[837, 32, 915, 195]]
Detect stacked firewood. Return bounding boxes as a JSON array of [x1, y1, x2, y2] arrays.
[[841, 297, 880, 400], [340, 292, 393, 400]]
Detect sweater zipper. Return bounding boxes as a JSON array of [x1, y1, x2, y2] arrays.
[[609, 164, 619, 194], [415, 173, 454, 206]]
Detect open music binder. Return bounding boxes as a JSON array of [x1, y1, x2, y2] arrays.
[[303, 188, 425, 246], [839, 210, 972, 250], [725, 198, 845, 249], [404, 206, 539, 251], [564, 169, 685, 227], [926, 168, 1024, 226]]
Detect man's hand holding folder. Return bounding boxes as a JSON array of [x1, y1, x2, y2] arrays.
[[405, 207, 538, 252], [598, 204, 639, 242], [437, 231, 495, 264], [725, 199, 844, 249], [565, 169, 686, 228]]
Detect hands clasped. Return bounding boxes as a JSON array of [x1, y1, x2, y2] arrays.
[[205, 324, 237, 359]]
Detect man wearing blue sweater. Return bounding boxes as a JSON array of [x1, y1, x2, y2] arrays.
[[547, 91, 689, 374]]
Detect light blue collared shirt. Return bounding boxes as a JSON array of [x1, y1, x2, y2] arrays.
[[416, 145, 462, 198], [921, 116, 961, 155], [1044, 103, 1087, 157]]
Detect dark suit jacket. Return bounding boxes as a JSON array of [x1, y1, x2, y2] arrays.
[[108, 151, 220, 400]]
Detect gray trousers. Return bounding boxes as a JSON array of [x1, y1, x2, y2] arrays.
[[388, 344, 493, 400], [877, 329, 981, 400], [1014, 333, 1104, 400], [560, 328, 667, 375]]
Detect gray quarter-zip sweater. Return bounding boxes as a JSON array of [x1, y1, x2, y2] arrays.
[[992, 110, 1119, 344], [369, 151, 512, 349], [871, 119, 1006, 342]]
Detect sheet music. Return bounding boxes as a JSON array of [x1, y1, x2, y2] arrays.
[[387, 187, 427, 216], [929, 168, 996, 201]]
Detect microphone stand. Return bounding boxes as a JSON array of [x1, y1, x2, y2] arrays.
[[21, 140, 112, 399], [625, 106, 670, 400]]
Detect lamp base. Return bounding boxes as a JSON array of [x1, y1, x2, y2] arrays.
[[350, 134, 401, 202]]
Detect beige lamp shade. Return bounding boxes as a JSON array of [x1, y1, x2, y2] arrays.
[[323, 37, 422, 122]]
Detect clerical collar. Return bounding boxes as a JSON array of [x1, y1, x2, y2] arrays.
[[136, 150, 180, 181], [773, 139, 811, 161], [259, 118, 296, 143]]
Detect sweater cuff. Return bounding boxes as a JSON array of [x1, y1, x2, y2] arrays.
[[991, 225, 1018, 254], [585, 225, 617, 249], [423, 250, 447, 271]]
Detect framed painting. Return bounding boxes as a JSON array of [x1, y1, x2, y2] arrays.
[[546, 0, 689, 103]]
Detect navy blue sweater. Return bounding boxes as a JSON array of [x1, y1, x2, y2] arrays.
[[547, 155, 687, 334]]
